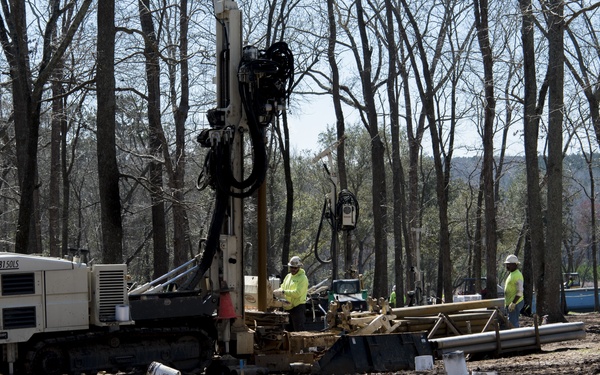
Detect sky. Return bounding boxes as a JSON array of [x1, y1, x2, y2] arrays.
[[287, 96, 337, 155], [286, 95, 528, 159]]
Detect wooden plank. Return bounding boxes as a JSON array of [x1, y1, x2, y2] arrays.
[[400, 311, 492, 322], [391, 298, 504, 318]]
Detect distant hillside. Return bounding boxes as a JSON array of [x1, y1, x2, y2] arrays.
[[450, 154, 596, 191]]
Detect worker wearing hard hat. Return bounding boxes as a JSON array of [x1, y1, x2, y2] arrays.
[[389, 285, 397, 308], [273, 256, 309, 331], [503, 254, 524, 328]]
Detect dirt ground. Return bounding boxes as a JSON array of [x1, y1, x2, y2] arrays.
[[400, 312, 600, 375]]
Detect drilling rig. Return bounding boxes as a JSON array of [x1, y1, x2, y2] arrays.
[[194, 0, 294, 359]]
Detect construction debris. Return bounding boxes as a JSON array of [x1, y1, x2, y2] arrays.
[[243, 298, 586, 374], [326, 298, 505, 338]]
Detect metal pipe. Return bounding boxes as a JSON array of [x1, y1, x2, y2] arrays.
[[437, 329, 586, 355], [258, 182, 267, 311], [129, 255, 199, 295], [432, 322, 584, 349], [141, 266, 199, 294]]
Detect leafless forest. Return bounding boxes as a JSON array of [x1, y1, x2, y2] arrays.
[[0, 0, 599, 321]]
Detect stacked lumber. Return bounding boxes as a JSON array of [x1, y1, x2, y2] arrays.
[[335, 298, 505, 338]]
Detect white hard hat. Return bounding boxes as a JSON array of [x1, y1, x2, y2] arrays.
[[504, 254, 520, 264], [288, 256, 303, 267]]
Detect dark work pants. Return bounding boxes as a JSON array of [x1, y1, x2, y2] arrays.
[[287, 304, 306, 332]]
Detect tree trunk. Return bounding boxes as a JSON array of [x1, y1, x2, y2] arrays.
[[140, 0, 168, 277], [0, 0, 91, 254], [399, 0, 452, 301], [49, 79, 63, 257], [273, 111, 294, 276], [474, 0, 498, 298], [1, 1, 39, 254], [49, 1, 71, 258], [590, 160, 599, 312], [384, 0, 404, 304], [436, 138, 455, 302], [61, 102, 71, 257], [394, 13, 420, 294], [544, 0, 566, 322], [578, 133, 599, 311], [171, 0, 192, 266], [474, 179, 484, 294], [520, 0, 547, 317], [97, 0, 124, 264], [564, 5, 600, 312], [326, 0, 350, 276], [355, 0, 388, 298]]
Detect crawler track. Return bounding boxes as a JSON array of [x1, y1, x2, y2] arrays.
[[20, 325, 215, 375]]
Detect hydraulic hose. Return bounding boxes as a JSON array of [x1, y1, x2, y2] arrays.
[[197, 42, 292, 198], [191, 40, 294, 287], [314, 197, 333, 264], [179, 188, 228, 291]]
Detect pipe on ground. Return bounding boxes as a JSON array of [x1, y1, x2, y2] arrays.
[[431, 322, 586, 355], [432, 322, 584, 349], [437, 330, 585, 355]]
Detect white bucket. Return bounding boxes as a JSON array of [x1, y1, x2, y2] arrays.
[[415, 355, 434, 371], [442, 350, 468, 375], [115, 304, 130, 322], [147, 361, 181, 375]]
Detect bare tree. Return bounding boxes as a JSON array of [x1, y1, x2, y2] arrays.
[[61, 94, 87, 257], [264, 0, 298, 278], [381, 0, 405, 302], [543, 0, 567, 322], [352, 0, 389, 298], [167, 0, 193, 266], [473, 0, 499, 298], [398, 0, 458, 301], [574, 127, 599, 311], [0, 0, 92, 253], [519, 0, 548, 316], [564, 5, 600, 310], [564, 2, 600, 148], [139, 0, 168, 277], [49, 3, 65, 257], [326, 0, 352, 277], [49, 2, 87, 259], [393, 3, 423, 298], [97, 0, 123, 263]]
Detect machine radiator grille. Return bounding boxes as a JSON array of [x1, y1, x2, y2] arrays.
[[1, 273, 35, 296], [97, 269, 126, 321], [2, 306, 36, 329]]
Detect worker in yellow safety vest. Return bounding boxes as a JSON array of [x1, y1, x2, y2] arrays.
[[274, 256, 308, 331], [389, 285, 397, 308], [503, 254, 524, 328]]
